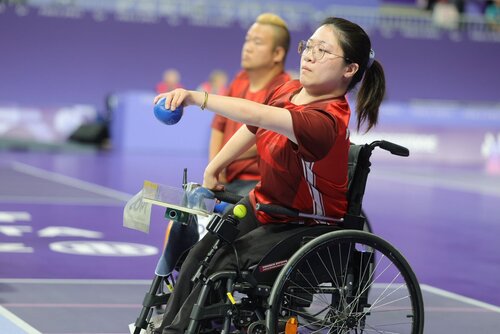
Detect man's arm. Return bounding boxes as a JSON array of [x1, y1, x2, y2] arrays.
[[204, 126, 256, 189], [209, 128, 224, 162], [212, 129, 257, 162], [235, 144, 258, 160]]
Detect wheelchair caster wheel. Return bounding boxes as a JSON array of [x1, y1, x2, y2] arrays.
[[247, 320, 266, 334]]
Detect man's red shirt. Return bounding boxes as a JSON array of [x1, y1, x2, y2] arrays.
[[211, 70, 291, 182]]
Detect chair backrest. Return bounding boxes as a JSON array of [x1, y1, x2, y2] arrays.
[[346, 144, 373, 216]]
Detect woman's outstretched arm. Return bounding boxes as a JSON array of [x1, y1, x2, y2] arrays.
[[154, 89, 296, 144]]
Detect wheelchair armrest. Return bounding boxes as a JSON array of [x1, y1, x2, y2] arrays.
[[255, 203, 299, 217], [213, 190, 243, 204], [256, 203, 342, 223]]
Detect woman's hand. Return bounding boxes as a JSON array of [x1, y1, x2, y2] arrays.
[[153, 89, 194, 111]]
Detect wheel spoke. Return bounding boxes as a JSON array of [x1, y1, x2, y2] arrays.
[[270, 231, 423, 334]]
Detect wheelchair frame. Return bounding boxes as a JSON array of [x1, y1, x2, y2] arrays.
[[133, 140, 424, 334]]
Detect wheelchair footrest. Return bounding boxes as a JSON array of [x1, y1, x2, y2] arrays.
[[233, 283, 271, 297]]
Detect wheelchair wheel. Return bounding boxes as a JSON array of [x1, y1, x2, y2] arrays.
[[266, 230, 424, 334]]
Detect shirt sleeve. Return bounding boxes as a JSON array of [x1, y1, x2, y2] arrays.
[[290, 108, 338, 161]]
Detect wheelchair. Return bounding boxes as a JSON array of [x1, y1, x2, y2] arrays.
[[132, 140, 424, 334]]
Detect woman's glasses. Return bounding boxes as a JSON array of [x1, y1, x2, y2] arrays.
[[298, 40, 351, 62]]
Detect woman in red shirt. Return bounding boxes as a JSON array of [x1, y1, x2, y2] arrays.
[[152, 16, 385, 334]]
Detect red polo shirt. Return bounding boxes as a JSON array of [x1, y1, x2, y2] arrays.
[[247, 80, 351, 224]]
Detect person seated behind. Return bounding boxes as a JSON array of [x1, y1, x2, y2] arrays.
[[197, 69, 229, 95], [156, 68, 183, 94], [485, 0, 500, 31], [209, 13, 291, 196], [153, 16, 386, 334]]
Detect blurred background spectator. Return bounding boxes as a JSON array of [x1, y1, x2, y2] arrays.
[[419, 0, 464, 13], [485, 0, 500, 31], [426, 0, 464, 29], [155, 68, 183, 94], [197, 70, 229, 95]]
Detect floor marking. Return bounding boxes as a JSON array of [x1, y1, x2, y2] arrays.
[[0, 211, 31, 222], [0, 305, 42, 334], [0, 196, 124, 206], [0, 278, 151, 285], [421, 284, 500, 313], [2, 303, 495, 313], [4, 303, 140, 308], [2, 280, 499, 312], [10, 162, 132, 201]]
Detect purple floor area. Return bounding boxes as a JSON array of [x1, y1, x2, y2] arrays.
[[0, 280, 498, 334], [1, 148, 500, 333]]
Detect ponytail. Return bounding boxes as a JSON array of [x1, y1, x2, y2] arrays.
[[355, 59, 385, 132]]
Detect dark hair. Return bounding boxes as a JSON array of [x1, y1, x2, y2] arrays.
[[321, 17, 386, 132]]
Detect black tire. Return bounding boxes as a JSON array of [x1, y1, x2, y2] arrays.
[[266, 230, 424, 334]]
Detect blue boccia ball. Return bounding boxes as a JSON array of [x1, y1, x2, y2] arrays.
[[154, 97, 183, 125]]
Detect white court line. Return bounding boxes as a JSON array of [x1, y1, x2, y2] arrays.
[[0, 305, 42, 334], [4, 303, 140, 308], [0, 196, 125, 206], [0, 278, 151, 285], [421, 284, 500, 313], [10, 161, 132, 201], [2, 279, 499, 313]]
